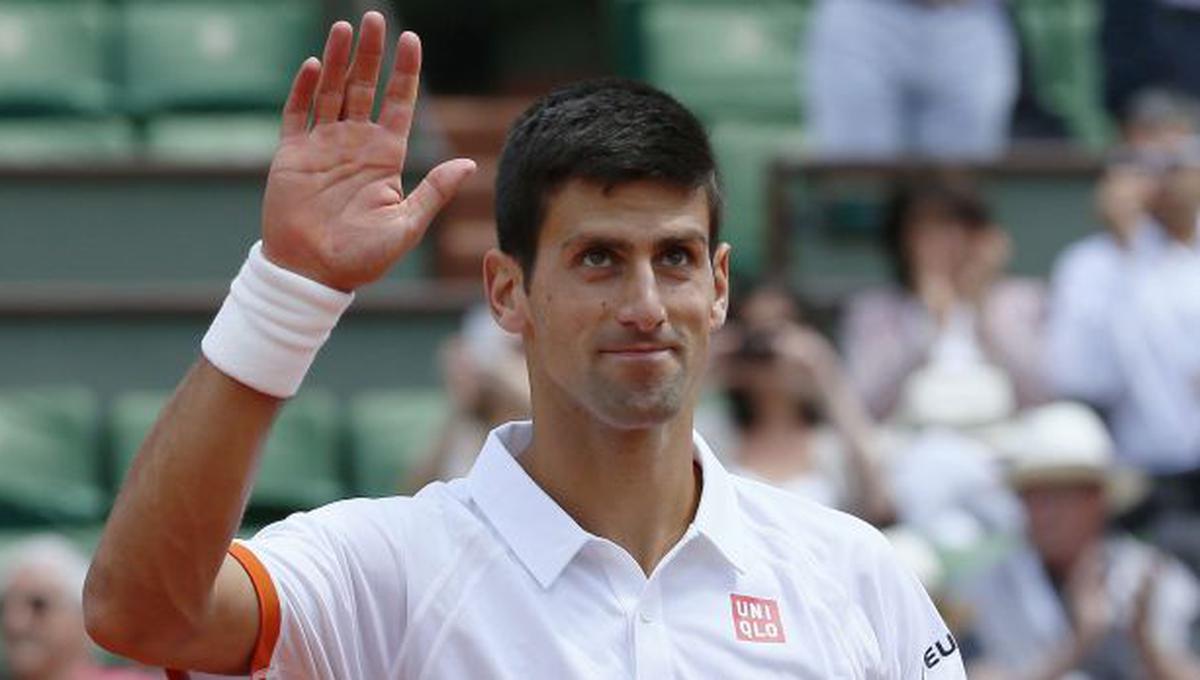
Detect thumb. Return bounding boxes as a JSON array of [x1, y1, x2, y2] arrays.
[[391, 158, 477, 247]]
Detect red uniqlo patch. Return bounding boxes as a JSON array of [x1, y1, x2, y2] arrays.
[[730, 594, 786, 643]]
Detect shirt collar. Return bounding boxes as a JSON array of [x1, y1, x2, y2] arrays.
[[466, 421, 748, 589]]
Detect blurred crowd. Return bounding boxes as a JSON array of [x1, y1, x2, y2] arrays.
[[804, 0, 1200, 160]]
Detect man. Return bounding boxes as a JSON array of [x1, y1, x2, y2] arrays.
[[2, 535, 154, 680], [1046, 120, 1200, 476], [957, 402, 1200, 679], [804, 0, 1017, 159], [83, 13, 963, 678]]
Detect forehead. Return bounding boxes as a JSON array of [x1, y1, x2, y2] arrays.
[[4, 564, 63, 596], [537, 179, 710, 249]]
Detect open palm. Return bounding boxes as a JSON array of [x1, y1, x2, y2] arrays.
[[261, 13, 475, 292]]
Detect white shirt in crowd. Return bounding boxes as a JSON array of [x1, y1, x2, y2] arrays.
[[1046, 222, 1200, 473], [224, 422, 964, 679]]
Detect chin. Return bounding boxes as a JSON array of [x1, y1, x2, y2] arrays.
[[589, 382, 687, 430]]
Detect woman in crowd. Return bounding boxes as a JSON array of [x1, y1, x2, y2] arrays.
[[715, 285, 894, 526], [841, 172, 1047, 420]]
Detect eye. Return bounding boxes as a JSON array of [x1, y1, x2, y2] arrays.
[[580, 248, 613, 268], [658, 246, 693, 267]]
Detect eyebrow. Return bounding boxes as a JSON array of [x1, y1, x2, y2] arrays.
[[561, 228, 709, 252]]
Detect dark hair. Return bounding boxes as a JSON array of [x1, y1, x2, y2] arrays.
[[495, 78, 722, 276], [882, 170, 990, 289]]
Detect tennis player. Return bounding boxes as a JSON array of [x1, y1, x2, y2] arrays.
[[84, 12, 965, 679]]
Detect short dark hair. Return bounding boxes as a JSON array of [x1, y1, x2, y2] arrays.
[[495, 78, 722, 276], [882, 170, 990, 289]]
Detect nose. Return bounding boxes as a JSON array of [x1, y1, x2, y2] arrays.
[[615, 260, 667, 333]]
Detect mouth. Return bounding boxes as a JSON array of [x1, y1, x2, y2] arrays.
[[598, 344, 678, 360]]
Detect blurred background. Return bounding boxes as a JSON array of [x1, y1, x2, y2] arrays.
[[1, 0, 1199, 677]]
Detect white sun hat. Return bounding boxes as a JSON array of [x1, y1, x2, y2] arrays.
[[1003, 402, 1147, 509], [895, 361, 1016, 430]]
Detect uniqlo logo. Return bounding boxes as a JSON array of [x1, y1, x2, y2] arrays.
[[730, 594, 786, 643]]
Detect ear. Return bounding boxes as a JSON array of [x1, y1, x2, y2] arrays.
[[483, 248, 528, 334], [709, 242, 731, 330]]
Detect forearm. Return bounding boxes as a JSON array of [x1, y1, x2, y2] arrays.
[[85, 357, 280, 651]]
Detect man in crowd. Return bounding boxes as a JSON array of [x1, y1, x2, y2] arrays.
[[959, 403, 1200, 679], [2, 535, 153, 680], [82, 12, 963, 679], [1045, 94, 1200, 542]]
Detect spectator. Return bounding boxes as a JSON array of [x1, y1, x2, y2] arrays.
[[885, 361, 1024, 541], [1, 535, 153, 680], [715, 285, 894, 525], [1045, 138, 1200, 477], [804, 0, 1018, 159], [841, 172, 1046, 420], [957, 402, 1200, 679], [409, 305, 530, 488]]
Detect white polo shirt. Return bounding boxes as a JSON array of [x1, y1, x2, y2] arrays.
[[231, 421, 964, 678]]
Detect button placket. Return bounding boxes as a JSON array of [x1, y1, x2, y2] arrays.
[[633, 578, 671, 679]]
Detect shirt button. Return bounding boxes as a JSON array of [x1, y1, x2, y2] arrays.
[[639, 610, 655, 624]]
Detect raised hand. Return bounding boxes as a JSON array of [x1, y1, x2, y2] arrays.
[[261, 13, 476, 291]]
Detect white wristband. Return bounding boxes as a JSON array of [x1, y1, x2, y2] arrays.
[[202, 241, 354, 398]]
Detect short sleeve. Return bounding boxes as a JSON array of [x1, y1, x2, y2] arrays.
[[235, 498, 412, 679], [856, 530, 967, 679]]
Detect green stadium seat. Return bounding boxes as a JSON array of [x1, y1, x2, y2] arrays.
[[709, 120, 806, 277], [118, 0, 322, 113], [0, 118, 136, 163], [0, 387, 104, 525], [638, 1, 811, 124], [347, 389, 449, 497], [0, 1, 115, 113], [144, 113, 280, 164], [111, 389, 344, 518], [1012, 0, 1112, 149]]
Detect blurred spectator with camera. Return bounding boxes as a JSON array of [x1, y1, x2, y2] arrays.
[[1045, 91, 1200, 483], [956, 403, 1200, 680], [713, 285, 894, 525], [841, 172, 1047, 421], [1, 535, 154, 680], [804, 0, 1017, 160]]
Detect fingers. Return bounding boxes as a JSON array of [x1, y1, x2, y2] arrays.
[[379, 32, 422, 139], [394, 158, 477, 242], [312, 21, 354, 125], [280, 57, 321, 139], [342, 11, 386, 121]]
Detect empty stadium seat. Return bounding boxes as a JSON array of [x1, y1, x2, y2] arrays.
[[143, 113, 280, 164], [636, 1, 811, 124], [0, 118, 136, 163], [347, 389, 449, 497], [111, 388, 344, 518], [0, 1, 115, 114], [0, 387, 104, 525], [119, 0, 321, 113]]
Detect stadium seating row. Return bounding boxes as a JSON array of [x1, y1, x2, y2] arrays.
[[0, 0, 322, 162], [0, 385, 449, 528]]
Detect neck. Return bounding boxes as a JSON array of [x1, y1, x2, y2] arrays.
[[520, 393, 701, 576]]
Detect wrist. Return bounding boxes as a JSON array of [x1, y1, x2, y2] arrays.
[[201, 241, 355, 398]]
